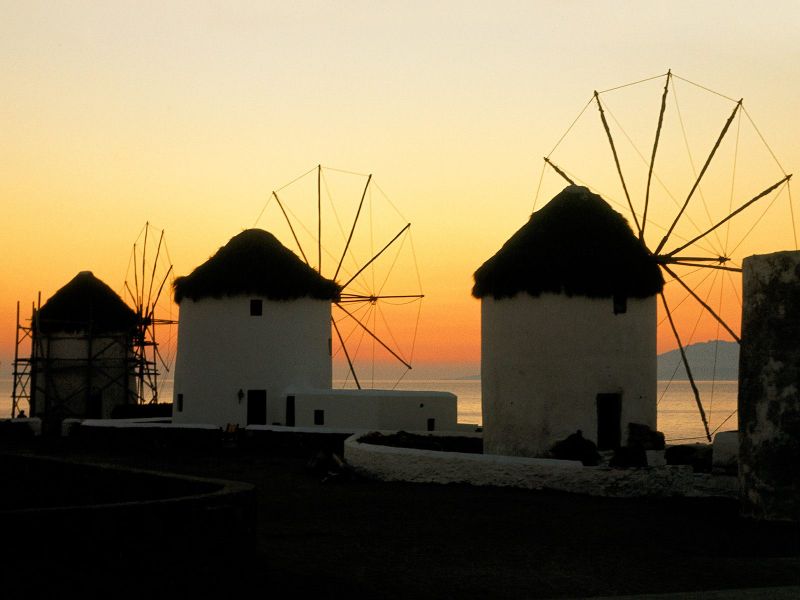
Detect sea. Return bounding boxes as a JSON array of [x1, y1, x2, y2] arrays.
[[0, 377, 737, 444]]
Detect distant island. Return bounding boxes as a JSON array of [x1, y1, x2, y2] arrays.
[[657, 340, 738, 381], [453, 340, 739, 382]]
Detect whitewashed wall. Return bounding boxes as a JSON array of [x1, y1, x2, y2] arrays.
[[481, 293, 657, 457], [172, 296, 331, 426], [344, 434, 695, 497], [290, 389, 458, 431]]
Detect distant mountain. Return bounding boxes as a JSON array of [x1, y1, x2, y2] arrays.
[[657, 340, 738, 381]]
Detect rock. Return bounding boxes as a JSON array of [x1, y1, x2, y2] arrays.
[[665, 444, 712, 473], [549, 430, 601, 466], [627, 422, 665, 450], [712, 430, 738, 475], [610, 445, 647, 468]]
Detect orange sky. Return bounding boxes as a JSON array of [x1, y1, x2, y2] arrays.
[[2, 3, 798, 381]]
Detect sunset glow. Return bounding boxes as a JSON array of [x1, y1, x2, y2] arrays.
[[3, 3, 798, 381]]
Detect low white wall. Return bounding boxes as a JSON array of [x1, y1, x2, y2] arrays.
[[291, 389, 458, 431], [345, 434, 695, 498], [80, 420, 219, 430]]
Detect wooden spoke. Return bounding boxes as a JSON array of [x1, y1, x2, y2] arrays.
[[146, 229, 165, 311], [543, 157, 575, 185], [141, 224, 148, 309], [145, 265, 173, 322], [660, 292, 711, 441], [273, 191, 310, 266], [643, 70, 671, 240], [332, 317, 360, 389], [334, 174, 372, 281], [662, 261, 741, 273], [661, 264, 740, 343], [595, 91, 641, 237], [335, 302, 412, 370], [338, 293, 424, 303], [341, 223, 411, 290], [655, 99, 742, 254], [665, 174, 792, 257]]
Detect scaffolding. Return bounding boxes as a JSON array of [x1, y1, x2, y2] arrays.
[[10, 293, 172, 421], [11, 300, 34, 418]]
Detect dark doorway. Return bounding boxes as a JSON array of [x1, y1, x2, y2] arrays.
[[87, 390, 103, 419], [247, 389, 267, 425], [596, 393, 622, 450], [285, 395, 295, 427]]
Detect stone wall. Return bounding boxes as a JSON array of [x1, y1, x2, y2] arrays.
[[739, 251, 800, 522]]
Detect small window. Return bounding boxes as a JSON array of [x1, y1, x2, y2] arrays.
[[250, 299, 263, 316], [427, 418, 436, 432], [314, 409, 325, 426], [613, 294, 627, 315], [286, 396, 295, 427], [177, 393, 184, 412]]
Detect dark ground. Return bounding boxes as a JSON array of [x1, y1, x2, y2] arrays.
[[2, 438, 799, 599]]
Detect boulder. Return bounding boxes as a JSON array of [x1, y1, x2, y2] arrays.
[[665, 443, 712, 473], [610, 445, 647, 468], [627, 422, 665, 450], [549, 430, 601, 466], [712, 430, 738, 475]]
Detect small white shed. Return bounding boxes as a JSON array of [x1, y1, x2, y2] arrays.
[[473, 186, 664, 457]]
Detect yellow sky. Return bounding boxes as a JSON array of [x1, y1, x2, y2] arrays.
[[2, 2, 798, 378]]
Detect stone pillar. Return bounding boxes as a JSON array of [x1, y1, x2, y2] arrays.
[[739, 251, 800, 522]]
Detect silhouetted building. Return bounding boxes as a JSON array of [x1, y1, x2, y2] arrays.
[[473, 185, 664, 457], [30, 271, 139, 423], [172, 229, 339, 426], [171, 229, 457, 430]]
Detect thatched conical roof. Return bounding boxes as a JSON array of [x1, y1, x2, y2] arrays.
[[472, 185, 663, 300], [173, 229, 340, 303], [37, 271, 138, 334]]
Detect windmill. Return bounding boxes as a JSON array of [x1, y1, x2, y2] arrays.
[[254, 166, 424, 390], [122, 222, 178, 404], [536, 70, 795, 441]]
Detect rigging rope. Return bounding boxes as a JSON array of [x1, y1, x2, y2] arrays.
[[546, 96, 594, 157], [596, 71, 669, 94], [726, 183, 789, 257], [594, 92, 641, 235], [741, 106, 789, 176], [533, 160, 547, 212], [656, 266, 715, 328], [376, 231, 409, 297], [711, 410, 737, 436], [601, 100, 720, 252], [789, 182, 798, 250], [724, 110, 742, 253], [376, 303, 408, 364], [671, 73, 738, 103], [274, 165, 318, 193], [670, 79, 727, 255], [322, 165, 370, 177]]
